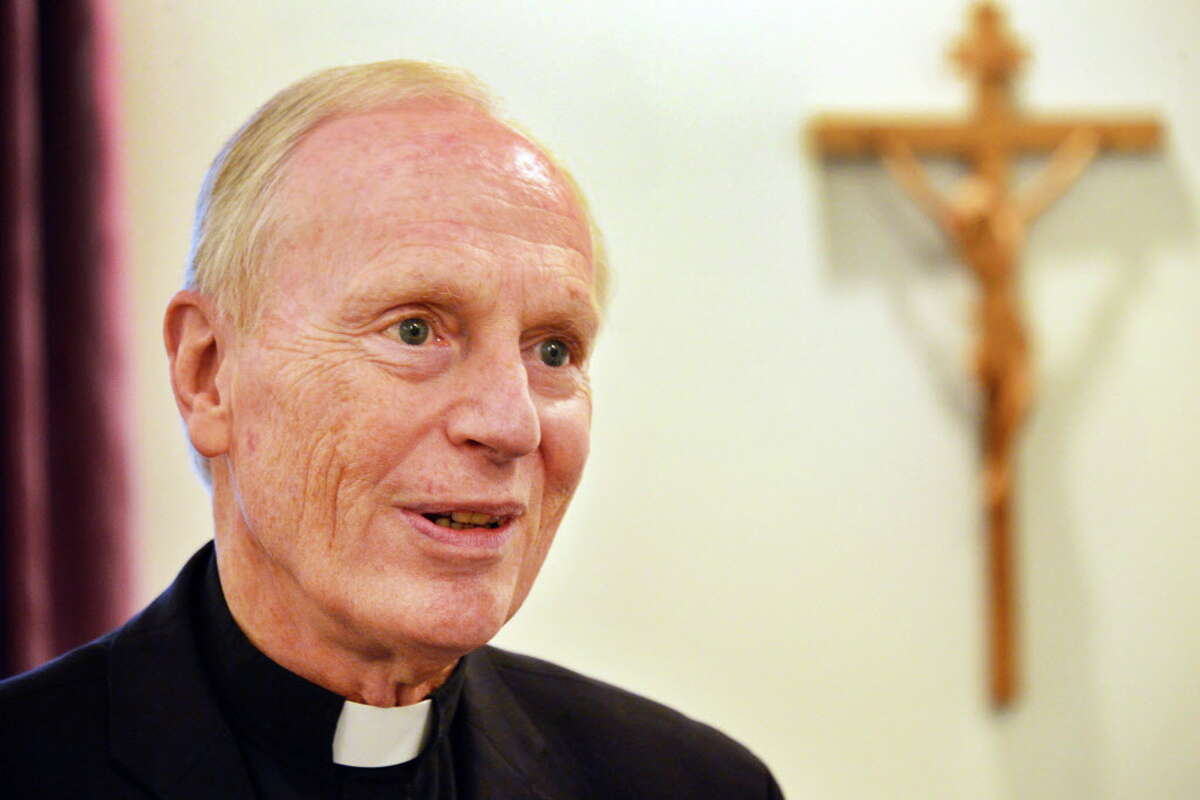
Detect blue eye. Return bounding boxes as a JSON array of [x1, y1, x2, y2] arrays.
[[396, 318, 430, 345], [538, 339, 570, 367]]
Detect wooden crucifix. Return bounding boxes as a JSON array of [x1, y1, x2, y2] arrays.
[[810, 2, 1162, 708]]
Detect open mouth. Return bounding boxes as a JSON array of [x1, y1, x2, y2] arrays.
[[421, 511, 506, 531]]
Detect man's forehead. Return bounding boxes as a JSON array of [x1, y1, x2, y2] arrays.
[[260, 102, 598, 317], [278, 103, 579, 221]]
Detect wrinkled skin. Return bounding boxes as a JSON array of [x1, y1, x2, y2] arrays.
[[166, 102, 599, 705]]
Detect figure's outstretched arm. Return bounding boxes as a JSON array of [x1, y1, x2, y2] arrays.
[[1014, 128, 1101, 223], [880, 136, 954, 230]]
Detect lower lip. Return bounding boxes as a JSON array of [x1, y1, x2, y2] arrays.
[[401, 509, 517, 554]]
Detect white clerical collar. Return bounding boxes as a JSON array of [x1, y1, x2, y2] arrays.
[[331, 698, 433, 767]]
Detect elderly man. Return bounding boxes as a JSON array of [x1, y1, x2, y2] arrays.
[[0, 61, 782, 798]]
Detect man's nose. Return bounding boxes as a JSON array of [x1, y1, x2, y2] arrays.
[[445, 348, 541, 462]]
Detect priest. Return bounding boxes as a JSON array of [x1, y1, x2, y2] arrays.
[[0, 60, 783, 798]]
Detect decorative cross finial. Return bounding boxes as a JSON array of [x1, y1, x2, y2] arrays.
[[951, 3, 1026, 88]]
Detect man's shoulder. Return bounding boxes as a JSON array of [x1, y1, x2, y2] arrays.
[[0, 635, 125, 793], [0, 550, 199, 712], [0, 548, 211, 797], [481, 645, 743, 742], [0, 633, 113, 715], [473, 646, 783, 798]]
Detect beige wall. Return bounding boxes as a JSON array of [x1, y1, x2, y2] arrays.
[[115, 1, 1200, 797]]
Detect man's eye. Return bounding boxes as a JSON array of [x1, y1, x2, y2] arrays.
[[395, 318, 431, 345], [538, 339, 570, 367]]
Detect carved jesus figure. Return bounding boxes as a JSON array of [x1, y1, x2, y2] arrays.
[[882, 130, 1099, 517]]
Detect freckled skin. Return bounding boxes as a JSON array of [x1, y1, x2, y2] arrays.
[[195, 103, 598, 706]]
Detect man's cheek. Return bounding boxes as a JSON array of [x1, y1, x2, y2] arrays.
[[543, 403, 591, 483], [234, 383, 347, 513]]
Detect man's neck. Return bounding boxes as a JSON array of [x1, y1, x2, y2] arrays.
[[213, 529, 459, 707]]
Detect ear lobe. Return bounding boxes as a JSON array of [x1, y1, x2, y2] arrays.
[[164, 290, 231, 458]]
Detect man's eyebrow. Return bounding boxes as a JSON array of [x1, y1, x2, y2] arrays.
[[528, 294, 602, 357], [336, 274, 475, 322], [539, 298, 600, 338]]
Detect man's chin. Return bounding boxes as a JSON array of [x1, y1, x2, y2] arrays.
[[349, 599, 509, 662], [372, 621, 502, 668]]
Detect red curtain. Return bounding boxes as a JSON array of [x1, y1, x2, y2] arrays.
[[1, 0, 134, 676]]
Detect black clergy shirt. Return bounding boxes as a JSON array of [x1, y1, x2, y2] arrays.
[[0, 541, 785, 798], [195, 556, 467, 800]]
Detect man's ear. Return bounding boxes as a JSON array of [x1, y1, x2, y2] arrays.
[[164, 290, 232, 458]]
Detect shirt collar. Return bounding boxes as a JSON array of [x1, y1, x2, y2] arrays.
[[333, 696, 433, 767]]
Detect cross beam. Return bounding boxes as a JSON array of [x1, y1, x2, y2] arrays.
[[813, 115, 1159, 158], [809, 2, 1162, 708]]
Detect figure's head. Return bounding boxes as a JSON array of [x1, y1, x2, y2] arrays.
[[954, 175, 999, 219], [165, 60, 604, 670]]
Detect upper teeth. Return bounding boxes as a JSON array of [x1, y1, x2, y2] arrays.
[[432, 511, 503, 529]]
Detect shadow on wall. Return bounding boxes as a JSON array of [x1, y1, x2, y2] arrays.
[[812, 153, 1196, 799]]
